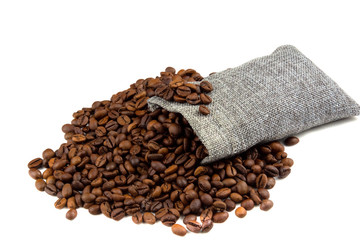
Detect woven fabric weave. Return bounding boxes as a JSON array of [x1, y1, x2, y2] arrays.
[[148, 45, 360, 164]]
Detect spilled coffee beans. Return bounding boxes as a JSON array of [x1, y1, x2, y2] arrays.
[[28, 67, 297, 235]]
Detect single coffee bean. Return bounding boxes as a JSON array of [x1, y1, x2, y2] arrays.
[[201, 219, 213, 233], [279, 166, 291, 179], [200, 80, 213, 93], [143, 212, 156, 224], [235, 207, 247, 218], [42, 148, 55, 160], [189, 199, 201, 213], [266, 177, 276, 189], [111, 208, 125, 221], [28, 158, 43, 169], [199, 105, 210, 115], [183, 214, 197, 225], [269, 141, 285, 153], [44, 184, 57, 196], [186, 93, 201, 105], [54, 198, 67, 209], [200, 93, 212, 104], [230, 192, 243, 203], [200, 208, 213, 222], [213, 211, 229, 223], [29, 168, 42, 180], [66, 208, 77, 220], [172, 224, 187, 236], [241, 199, 255, 210], [161, 213, 177, 226], [215, 188, 231, 199], [213, 200, 226, 211], [264, 165, 279, 177], [284, 136, 299, 146], [258, 188, 270, 199], [35, 179, 46, 191], [81, 193, 96, 203], [256, 173, 268, 189], [200, 193, 213, 206], [62, 183, 73, 198], [132, 212, 143, 224], [88, 204, 101, 215], [260, 199, 274, 211], [186, 220, 202, 233], [176, 86, 192, 97], [225, 199, 236, 211]]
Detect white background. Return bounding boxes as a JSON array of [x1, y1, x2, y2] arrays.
[[1, 1, 359, 239]]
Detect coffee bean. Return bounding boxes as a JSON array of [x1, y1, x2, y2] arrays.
[[264, 165, 279, 177], [161, 213, 177, 226], [183, 214, 197, 225], [66, 209, 77, 220], [35, 179, 46, 191], [131, 212, 143, 224], [111, 208, 125, 221], [44, 184, 57, 196], [54, 198, 67, 209], [28, 158, 43, 169], [143, 212, 156, 224], [62, 183, 73, 198], [81, 193, 96, 203], [199, 105, 210, 115], [213, 200, 226, 211], [176, 86, 192, 97], [241, 199, 255, 210], [284, 136, 299, 146], [258, 188, 270, 199], [256, 173, 268, 189], [200, 93, 212, 105], [186, 93, 201, 105], [186, 220, 202, 233], [230, 192, 243, 203], [260, 199, 274, 211], [279, 166, 291, 179], [215, 188, 231, 199], [72, 134, 86, 143], [200, 80, 213, 93], [172, 224, 187, 236], [200, 208, 213, 222], [235, 207, 247, 218], [29, 168, 42, 180], [200, 193, 213, 206], [213, 211, 229, 223], [189, 199, 201, 213]]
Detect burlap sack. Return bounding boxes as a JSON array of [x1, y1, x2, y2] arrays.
[[148, 45, 360, 164]]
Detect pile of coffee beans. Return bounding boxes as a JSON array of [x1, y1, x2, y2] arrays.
[[153, 67, 213, 115], [28, 67, 298, 236]]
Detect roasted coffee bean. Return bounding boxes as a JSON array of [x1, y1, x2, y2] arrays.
[[225, 199, 236, 211], [54, 198, 67, 209], [264, 165, 279, 177], [213, 211, 229, 223], [161, 213, 177, 226], [66, 209, 77, 220], [186, 93, 201, 105], [213, 200, 226, 211], [199, 105, 210, 115], [200, 193, 213, 206], [35, 179, 46, 191], [200, 208, 213, 222], [44, 184, 57, 196], [200, 81, 213, 93], [132, 212, 143, 224], [200, 93, 212, 104], [111, 208, 125, 221], [230, 192, 243, 203], [201, 219, 213, 233], [62, 183, 73, 198], [260, 199, 274, 211], [176, 86, 192, 97], [215, 188, 231, 199], [279, 166, 291, 179], [186, 220, 202, 233], [241, 199, 255, 210], [189, 199, 201, 213], [28, 158, 43, 169], [284, 136, 299, 146], [29, 169, 42, 180], [143, 212, 156, 224], [256, 173, 268, 189], [235, 207, 247, 218], [183, 214, 197, 225], [258, 188, 270, 199], [172, 224, 187, 236]]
